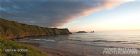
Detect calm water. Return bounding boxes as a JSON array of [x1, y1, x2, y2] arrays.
[[18, 31, 140, 56]]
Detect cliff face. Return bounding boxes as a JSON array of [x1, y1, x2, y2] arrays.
[[58, 29, 72, 35], [0, 18, 71, 39]]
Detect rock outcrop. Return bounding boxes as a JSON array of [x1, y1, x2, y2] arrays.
[[0, 18, 71, 39]]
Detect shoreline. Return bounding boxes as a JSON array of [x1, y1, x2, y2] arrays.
[[22, 42, 80, 56], [17, 33, 140, 56], [0, 18, 73, 56]]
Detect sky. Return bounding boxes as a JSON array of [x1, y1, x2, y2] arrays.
[[63, 0, 140, 32], [0, 0, 140, 32]]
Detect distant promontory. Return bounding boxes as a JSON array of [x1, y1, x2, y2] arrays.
[[76, 31, 87, 33]]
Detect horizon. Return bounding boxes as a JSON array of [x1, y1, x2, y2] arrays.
[[0, 0, 140, 32]]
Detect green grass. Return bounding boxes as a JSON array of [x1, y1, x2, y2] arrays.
[[0, 39, 48, 56]]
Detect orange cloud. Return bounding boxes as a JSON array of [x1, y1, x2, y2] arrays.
[[80, 0, 134, 17]]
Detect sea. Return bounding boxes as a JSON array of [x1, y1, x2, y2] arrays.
[[17, 30, 140, 56]]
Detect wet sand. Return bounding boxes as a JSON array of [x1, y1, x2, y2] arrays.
[[40, 47, 80, 56], [26, 42, 80, 56]]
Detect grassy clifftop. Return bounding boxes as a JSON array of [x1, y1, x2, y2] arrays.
[[0, 18, 71, 39], [0, 40, 48, 56]]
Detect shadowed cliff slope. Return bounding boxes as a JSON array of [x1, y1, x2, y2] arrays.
[[0, 18, 71, 39]]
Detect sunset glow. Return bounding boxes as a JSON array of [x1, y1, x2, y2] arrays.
[[0, 0, 139, 32], [62, 0, 140, 32]]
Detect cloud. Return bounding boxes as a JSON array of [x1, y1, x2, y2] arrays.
[[0, 0, 132, 27]]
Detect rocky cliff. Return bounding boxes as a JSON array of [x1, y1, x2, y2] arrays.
[[0, 18, 71, 39]]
